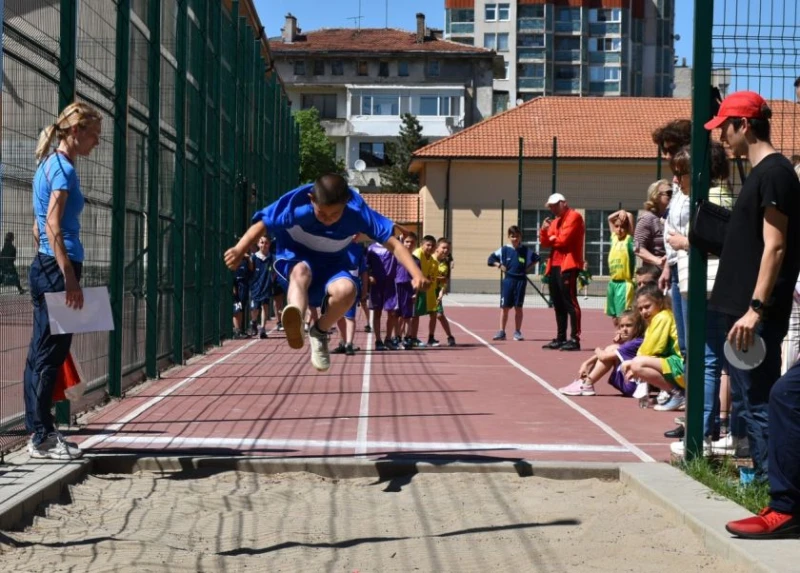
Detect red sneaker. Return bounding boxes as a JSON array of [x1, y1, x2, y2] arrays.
[[725, 507, 800, 539]]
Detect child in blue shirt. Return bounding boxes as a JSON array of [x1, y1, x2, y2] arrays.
[[487, 225, 539, 341], [225, 174, 427, 371], [249, 235, 273, 339]]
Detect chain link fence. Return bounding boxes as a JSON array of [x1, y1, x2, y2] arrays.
[[1, 0, 299, 456]]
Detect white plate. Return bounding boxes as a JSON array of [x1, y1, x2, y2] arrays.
[[723, 333, 766, 371]]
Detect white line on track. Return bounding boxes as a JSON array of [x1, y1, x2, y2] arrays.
[[80, 337, 264, 450], [355, 320, 374, 457], [89, 435, 630, 454], [448, 319, 655, 463]]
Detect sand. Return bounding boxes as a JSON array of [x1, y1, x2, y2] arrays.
[[0, 470, 747, 573]]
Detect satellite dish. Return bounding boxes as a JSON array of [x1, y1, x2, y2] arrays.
[[354, 159, 367, 172], [515, 98, 524, 106]]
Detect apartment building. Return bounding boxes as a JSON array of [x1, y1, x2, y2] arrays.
[[269, 13, 500, 189], [444, 0, 675, 112]]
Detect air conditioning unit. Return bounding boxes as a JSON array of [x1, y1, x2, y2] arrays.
[[444, 117, 455, 127]]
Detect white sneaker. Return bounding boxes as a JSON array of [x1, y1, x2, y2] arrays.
[[308, 324, 331, 371], [711, 434, 736, 455], [670, 438, 711, 457], [656, 390, 671, 405], [281, 304, 305, 349], [632, 382, 649, 400], [28, 432, 83, 460]]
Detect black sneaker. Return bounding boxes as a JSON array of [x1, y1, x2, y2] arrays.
[[331, 342, 347, 354], [447, 336, 456, 347], [375, 340, 387, 351], [385, 338, 399, 350], [345, 343, 356, 356], [259, 329, 268, 339], [542, 339, 565, 350], [364, 325, 372, 333], [427, 337, 440, 347], [559, 339, 581, 351], [664, 425, 685, 439]]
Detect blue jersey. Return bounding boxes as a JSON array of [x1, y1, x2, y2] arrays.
[[33, 152, 84, 262], [251, 184, 395, 268], [345, 243, 367, 285], [488, 245, 538, 279], [249, 251, 273, 300]]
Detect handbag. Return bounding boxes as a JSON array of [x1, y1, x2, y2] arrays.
[[688, 199, 730, 257]]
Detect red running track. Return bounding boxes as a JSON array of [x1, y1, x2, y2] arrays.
[[75, 307, 677, 463]]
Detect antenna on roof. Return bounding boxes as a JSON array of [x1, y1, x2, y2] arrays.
[[347, 0, 363, 31], [385, 0, 389, 28]]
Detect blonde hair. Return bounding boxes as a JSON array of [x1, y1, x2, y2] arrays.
[[643, 179, 671, 213], [795, 163, 800, 180], [34, 102, 103, 162]]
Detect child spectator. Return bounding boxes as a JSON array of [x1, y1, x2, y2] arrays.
[[559, 309, 646, 397], [366, 240, 399, 350], [332, 238, 370, 356], [635, 265, 661, 289], [411, 235, 440, 347], [249, 235, 273, 339], [605, 209, 636, 328], [232, 246, 254, 339], [433, 237, 456, 347], [488, 225, 539, 341], [395, 232, 419, 349], [224, 174, 427, 371], [620, 284, 686, 412]]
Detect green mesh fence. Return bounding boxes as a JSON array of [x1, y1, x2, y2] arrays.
[[1, 0, 299, 456]]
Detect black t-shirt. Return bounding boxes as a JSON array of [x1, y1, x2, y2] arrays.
[[710, 153, 800, 320]]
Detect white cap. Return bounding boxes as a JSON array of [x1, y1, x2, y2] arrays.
[[545, 193, 566, 206]]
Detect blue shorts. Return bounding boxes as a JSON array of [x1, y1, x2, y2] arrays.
[[500, 277, 526, 308], [249, 297, 269, 310], [274, 257, 358, 308]]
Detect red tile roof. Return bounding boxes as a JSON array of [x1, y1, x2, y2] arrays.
[[361, 193, 421, 223], [269, 28, 493, 56], [413, 97, 800, 160]]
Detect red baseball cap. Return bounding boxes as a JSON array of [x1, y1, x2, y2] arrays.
[[704, 91, 768, 130]]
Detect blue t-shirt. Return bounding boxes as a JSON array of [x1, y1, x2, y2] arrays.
[[249, 251, 273, 300], [251, 184, 395, 268], [33, 152, 84, 262], [345, 242, 367, 285], [488, 244, 538, 279]]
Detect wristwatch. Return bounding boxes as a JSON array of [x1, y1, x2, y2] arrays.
[[750, 299, 764, 314]]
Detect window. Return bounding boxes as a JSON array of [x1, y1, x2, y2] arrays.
[[485, 3, 497, 21], [518, 63, 544, 78], [418, 95, 460, 116], [301, 94, 337, 119], [293, 61, 305, 75], [590, 38, 622, 52], [378, 61, 390, 77], [452, 37, 475, 46], [357, 61, 369, 76], [501, 61, 509, 80], [521, 210, 551, 261], [312, 60, 324, 76], [493, 91, 509, 115], [359, 142, 388, 167], [360, 94, 399, 116], [484, 33, 509, 52], [331, 61, 343, 75], [498, 3, 510, 21], [518, 34, 545, 47], [427, 60, 440, 76], [449, 9, 474, 23], [419, 96, 439, 116], [518, 5, 544, 18], [555, 66, 579, 80], [398, 61, 409, 76], [556, 37, 580, 50], [556, 8, 581, 22], [591, 8, 622, 22]]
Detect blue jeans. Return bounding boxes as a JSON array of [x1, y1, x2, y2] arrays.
[[23, 254, 82, 444], [768, 362, 800, 514], [724, 313, 788, 482], [669, 264, 687, 357], [703, 308, 726, 438]]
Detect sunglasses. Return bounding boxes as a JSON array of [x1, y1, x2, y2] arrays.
[[658, 190, 673, 197]]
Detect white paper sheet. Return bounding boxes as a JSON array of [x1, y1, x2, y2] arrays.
[[45, 286, 115, 335]]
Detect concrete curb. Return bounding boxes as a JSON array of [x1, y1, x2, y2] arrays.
[[620, 463, 798, 573]]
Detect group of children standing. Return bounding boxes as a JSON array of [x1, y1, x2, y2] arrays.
[[232, 235, 285, 339]]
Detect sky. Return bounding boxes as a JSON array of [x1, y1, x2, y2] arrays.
[[252, 0, 798, 100]]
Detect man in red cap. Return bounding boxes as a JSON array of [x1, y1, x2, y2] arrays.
[[539, 193, 585, 351], [705, 91, 800, 539]]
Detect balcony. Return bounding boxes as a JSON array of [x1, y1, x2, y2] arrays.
[[517, 46, 548, 61], [554, 20, 582, 33], [554, 49, 582, 63], [320, 118, 351, 138], [589, 81, 621, 94], [517, 18, 545, 32], [517, 77, 546, 90], [588, 51, 622, 64], [589, 22, 621, 36], [447, 22, 474, 35], [554, 78, 581, 92]]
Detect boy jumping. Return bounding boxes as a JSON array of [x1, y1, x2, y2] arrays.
[[224, 174, 428, 371]]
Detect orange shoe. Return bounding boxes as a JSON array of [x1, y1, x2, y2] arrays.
[[726, 507, 800, 539]]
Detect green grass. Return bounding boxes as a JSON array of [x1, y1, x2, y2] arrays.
[[677, 456, 770, 514]]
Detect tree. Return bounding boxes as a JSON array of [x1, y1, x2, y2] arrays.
[[294, 108, 346, 183], [379, 113, 428, 193]]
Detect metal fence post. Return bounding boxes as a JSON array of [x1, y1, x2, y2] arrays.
[[173, 0, 188, 364], [551, 136, 558, 195], [194, 0, 207, 354], [107, 0, 131, 398], [145, 0, 162, 378], [54, 0, 79, 423], [211, 0, 222, 346], [685, 0, 714, 462], [517, 137, 523, 228]]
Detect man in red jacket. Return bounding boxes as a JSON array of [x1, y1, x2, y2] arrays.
[[539, 193, 586, 351]]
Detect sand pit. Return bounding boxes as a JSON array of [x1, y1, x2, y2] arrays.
[[0, 470, 746, 573]]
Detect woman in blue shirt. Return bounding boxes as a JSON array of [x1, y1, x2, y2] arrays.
[[24, 102, 102, 460]]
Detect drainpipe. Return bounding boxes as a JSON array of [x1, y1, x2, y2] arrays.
[[444, 159, 452, 237]]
